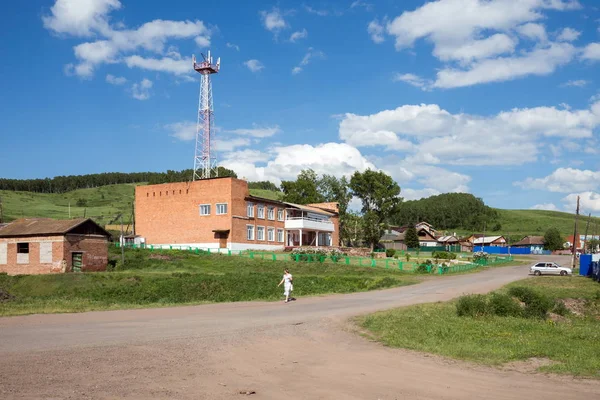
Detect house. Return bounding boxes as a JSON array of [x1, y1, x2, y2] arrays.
[[472, 235, 507, 247], [380, 222, 438, 250], [415, 221, 437, 236], [565, 235, 600, 253], [134, 177, 339, 251], [512, 236, 545, 254], [0, 218, 111, 275]]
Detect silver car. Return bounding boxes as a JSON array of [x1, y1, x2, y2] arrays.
[[530, 262, 572, 276]]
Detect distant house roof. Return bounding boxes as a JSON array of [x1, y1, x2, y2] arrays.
[[513, 235, 544, 247], [473, 235, 506, 245], [437, 235, 459, 243], [0, 218, 110, 238]]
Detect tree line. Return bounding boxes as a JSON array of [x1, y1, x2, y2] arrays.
[[0, 167, 237, 194]]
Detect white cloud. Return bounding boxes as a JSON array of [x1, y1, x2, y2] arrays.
[[393, 73, 432, 90], [106, 74, 127, 85], [350, 1, 373, 11], [43, 0, 211, 78], [368, 19, 385, 44], [227, 125, 281, 138], [42, 0, 121, 36], [517, 23, 547, 42], [131, 78, 152, 100], [124, 54, 189, 75], [260, 8, 287, 37], [165, 121, 196, 141], [562, 79, 590, 87], [226, 42, 240, 51], [213, 138, 252, 152], [434, 42, 576, 88], [339, 101, 600, 166], [290, 29, 308, 42], [244, 59, 265, 73], [384, 0, 582, 89], [557, 27, 580, 41], [562, 192, 600, 213], [304, 6, 329, 16], [531, 203, 559, 211], [516, 168, 600, 193], [292, 48, 325, 74], [582, 43, 600, 61]]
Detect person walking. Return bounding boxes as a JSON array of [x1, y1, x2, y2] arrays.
[[277, 268, 293, 303]]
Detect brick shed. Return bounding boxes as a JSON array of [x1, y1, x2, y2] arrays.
[[0, 218, 111, 275]]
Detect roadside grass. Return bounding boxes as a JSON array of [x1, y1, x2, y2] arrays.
[[359, 276, 600, 377], [0, 248, 418, 317]]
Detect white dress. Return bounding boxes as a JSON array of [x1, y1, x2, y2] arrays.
[[283, 273, 293, 296]]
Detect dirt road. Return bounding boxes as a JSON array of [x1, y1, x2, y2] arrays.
[[1, 257, 598, 399]]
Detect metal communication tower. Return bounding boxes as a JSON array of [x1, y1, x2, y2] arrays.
[[193, 51, 220, 180]]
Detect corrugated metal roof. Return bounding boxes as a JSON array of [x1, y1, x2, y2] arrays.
[[473, 236, 504, 244], [0, 218, 108, 238], [513, 236, 544, 246], [283, 202, 335, 217], [437, 235, 459, 242]]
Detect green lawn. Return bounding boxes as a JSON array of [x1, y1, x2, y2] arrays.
[[0, 247, 418, 316], [359, 276, 600, 377]]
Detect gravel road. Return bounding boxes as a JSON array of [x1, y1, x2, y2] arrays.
[[1, 256, 597, 399]]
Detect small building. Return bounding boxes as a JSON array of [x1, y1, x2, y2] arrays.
[[512, 235, 545, 254], [134, 177, 339, 251], [472, 235, 507, 247], [380, 222, 438, 250], [0, 218, 111, 275]]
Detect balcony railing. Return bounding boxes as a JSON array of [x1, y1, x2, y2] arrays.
[[285, 216, 333, 225], [285, 216, 335, 232]]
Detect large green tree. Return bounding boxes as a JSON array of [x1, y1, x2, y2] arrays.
[[404, 226, 420, 249], [280, 169, 325, 204], [543, 228, 564, 251], [349, 169, 401, 250]]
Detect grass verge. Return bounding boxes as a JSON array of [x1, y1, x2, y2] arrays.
[[358, 276, 600, 377], [0, 248, 417, 317]]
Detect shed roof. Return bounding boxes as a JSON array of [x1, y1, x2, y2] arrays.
[[473, 235, 505, 244], [0, 218, 110, 238], [437, 235, 459, 243], [512, 235, 544, 246]]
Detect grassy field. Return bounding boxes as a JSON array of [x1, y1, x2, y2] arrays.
[[0, 247, 418, 317], [359, 276, 600, 377]]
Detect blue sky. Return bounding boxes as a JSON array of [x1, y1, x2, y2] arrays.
[[1, 0, 600, 213]]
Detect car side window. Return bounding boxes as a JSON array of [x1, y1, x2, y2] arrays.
[[535, 263, 544, 267]]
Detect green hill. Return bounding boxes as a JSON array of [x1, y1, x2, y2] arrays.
[[0, 184, 591, 240]]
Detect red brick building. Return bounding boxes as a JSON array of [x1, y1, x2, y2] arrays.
[[134, 177, 340, 251], [0, 218, 111, 275]]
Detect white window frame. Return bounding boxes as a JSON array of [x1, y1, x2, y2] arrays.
[[246, 225, 255, 241], [247, 202, 254, 217], [257, 226, 265, 241], [277, 229, 284, 243], [257, 204, 265, 219], [268, 227, 275, 242], [267, 207, 275, 221], [216, 203, 228, 215], [277, 209, 284, 221], [199, 204, 211, 216]]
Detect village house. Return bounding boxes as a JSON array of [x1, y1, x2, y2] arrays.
[[0, 218, 110, 275], [471, 235, 507, 248], [134, 177, 339, 251], [512, 235, 545, 254], [380, 222, 438, 250]]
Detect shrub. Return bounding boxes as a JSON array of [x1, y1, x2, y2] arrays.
[[386, 248, 396, 258], [432, 251, 457, 260], [329, 248, 347, 263], [553, 300, 570, 317], [473, 252, 489, 263], [405, 253, 411, 262], [508, 286, 554, 319], [456, 294, 489, 317], [488, 293, 522, 317], [76, 198, 88, 207], [508, 286, 537, 304]]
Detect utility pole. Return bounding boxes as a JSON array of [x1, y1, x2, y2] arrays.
[[0, 196, 3, 224], [120, 214, 125, 266], [571, 196, 580, 270], [481, 221, 486, 252], [68, 201, 71, 219], [583, 213, 591, 254]]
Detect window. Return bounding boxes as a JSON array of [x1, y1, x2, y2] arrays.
[[17, 243, 29, 254], [268, 207, 275, 220], [257, 226, 265, 241], [278, 209, 284, 221], [216, 203, 228, 215], [268, 227, 275, 242], [277, 229, 284, 243], [199, 204, 211, 216], [247, 202, 254, 217], [246, 225, 255, 240], [257, 204, 265, 219]]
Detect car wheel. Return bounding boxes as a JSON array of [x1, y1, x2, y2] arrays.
[[560, 270, 567, 276], [534, 270, 541, 276]]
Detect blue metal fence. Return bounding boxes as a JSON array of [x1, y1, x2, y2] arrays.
[[473, 246, 550, 255]]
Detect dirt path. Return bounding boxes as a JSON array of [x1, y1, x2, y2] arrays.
[[1, 256, 597, 399]]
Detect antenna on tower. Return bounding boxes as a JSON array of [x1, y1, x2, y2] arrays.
[[192, 50, 221, 181]]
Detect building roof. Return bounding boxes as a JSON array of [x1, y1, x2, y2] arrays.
[[283, 202, 336, 217], [512, 235, 544, 246], [0, 218, 110, 238], [437, 235, 459, 243], [473, 235, 505, 245]]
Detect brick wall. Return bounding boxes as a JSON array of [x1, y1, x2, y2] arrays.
[[64, 235, 109, 272]]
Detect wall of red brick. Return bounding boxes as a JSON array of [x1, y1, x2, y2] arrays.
[[63, 235, 109, 272]]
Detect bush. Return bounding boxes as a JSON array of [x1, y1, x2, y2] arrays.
[[432, 251, 457, 260], [508, 286, 554, 319], [386, 248, 396, 258], [405, 253, 411, 262], [456, 294, 489, 317], [508, 286, 537, 304], [473, 251, 489, 263], [488, 293, 522, 317], [553, 300, 570, 317]]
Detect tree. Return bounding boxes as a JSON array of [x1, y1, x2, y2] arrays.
[[404, 226, 420, 249], [586, 239, 600, 253], [543, 228, 563, 251], [281, 169, 325, 204], [349, 169, 401, 250]]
